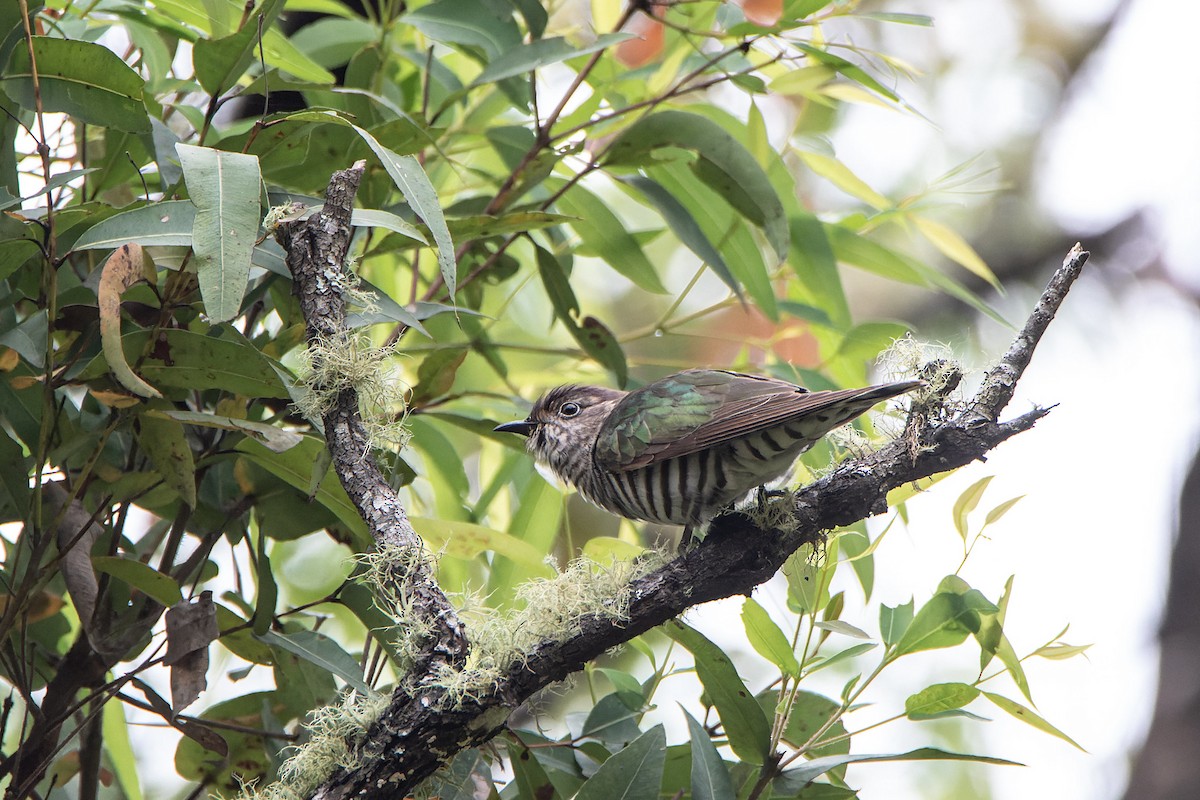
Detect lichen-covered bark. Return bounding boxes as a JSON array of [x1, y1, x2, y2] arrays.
[[274, 163, 468, 686], [277, 164, 1089, 799]]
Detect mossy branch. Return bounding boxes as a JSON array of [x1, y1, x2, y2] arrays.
[[273, 162, 468, 685], [282, 156, 1088, 800]]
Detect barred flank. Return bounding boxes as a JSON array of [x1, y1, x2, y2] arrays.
[[580, 429, 796, 527], [577, 389, 906, 527]]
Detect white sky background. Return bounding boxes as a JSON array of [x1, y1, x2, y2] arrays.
[[679, 1, 1200, 798]]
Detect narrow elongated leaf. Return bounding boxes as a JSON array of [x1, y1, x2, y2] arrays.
[[742, 598, 800, 678], [647, 162, 779, 315], [789, 213, 848, 329], [664, 621, 772, 765], [148, 0, 334, 83], [796, 151, 890, 211], [488, 476, 562, 607], [623, 175, 739, 298], [983, 692, 1084, 750], [683, 707, 736, 800], [1, 37, 149, 132], [403, 0, 521, 58], [575, 725, 666, 800], [79, 329, 290, 398], [410, 517, 552, 571], [146, 409, 302, 453], [0, 168, 97, 212], [793, 43, 900, 102], [193, 12, 270, 96], [473, 33, 633, 85], [555, 184, 668, 294], [257, 629, 372, 696], [985, 495, 1025, 526], [351, 208, 427, 243], [975, 575, 1032, 702], [813, 620, 872, 640], [606, 110, 788, 261], [177, 144, 263, 323], [236, 437, 370, 547], [1034, 642, 1092, 660], [953, 475, 994, 540], [72, 201, 196, 251], [578, 315, 628, 388], [101, 701, 144, 800], [349, 124, 457, 294], [780, 747, 1019, 787], [913, 216, 1001, 290]]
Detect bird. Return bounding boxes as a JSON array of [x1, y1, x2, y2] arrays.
[[494, 369, 921, 543]]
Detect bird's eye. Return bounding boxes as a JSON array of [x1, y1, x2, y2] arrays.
[[559, 402, 581, 417]]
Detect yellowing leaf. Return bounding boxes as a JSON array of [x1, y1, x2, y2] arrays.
[[914, 216, 1001, 290], [952, 475, 994, 541], [798, 151, 891, 211], [98, 243, 161, 399]]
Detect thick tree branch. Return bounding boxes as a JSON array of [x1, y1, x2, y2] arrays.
[[274, 163, 468, 680], [279, 165, 1087, 799]]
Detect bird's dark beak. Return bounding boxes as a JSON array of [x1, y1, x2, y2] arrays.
[[494, 419, 535, 437]]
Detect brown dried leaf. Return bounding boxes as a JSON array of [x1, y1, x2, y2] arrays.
[[98, 243, 161, 398], [47, 483, 103, 634], [166, 591, 219, 713]]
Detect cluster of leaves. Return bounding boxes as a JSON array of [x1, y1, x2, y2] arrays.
[[0, 0, 1083, 798]]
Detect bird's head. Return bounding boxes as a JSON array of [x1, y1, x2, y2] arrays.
[[494, 384, 626, 467]]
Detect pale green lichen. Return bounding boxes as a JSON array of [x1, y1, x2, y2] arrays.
[[355, 543, 438, 671], [430, 551, 666, 707], [292, 330, 410, 451], [743, 489, 801, 534], [237, 690, 389, 800]]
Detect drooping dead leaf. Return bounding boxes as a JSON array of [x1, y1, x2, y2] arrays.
[[98, 243, 161, 398], [165, 591, 219, 713], [48, 483, 104, 636]]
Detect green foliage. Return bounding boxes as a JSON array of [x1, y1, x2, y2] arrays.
[[0, 0, 1085, 797]]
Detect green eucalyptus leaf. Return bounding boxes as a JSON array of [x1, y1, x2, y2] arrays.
[[177, 145, 263, 323], [2, 37, 149, 132]]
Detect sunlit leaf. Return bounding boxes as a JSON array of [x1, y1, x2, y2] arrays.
[[905, 682, 979, 720], [742, 598, 800, 678], [952, 475, 994, 540], [983, 692, 1085, 751], [913, 216, 1001, 290]]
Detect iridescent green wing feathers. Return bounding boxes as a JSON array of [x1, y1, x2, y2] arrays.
[[594, 369, 919, 471]]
